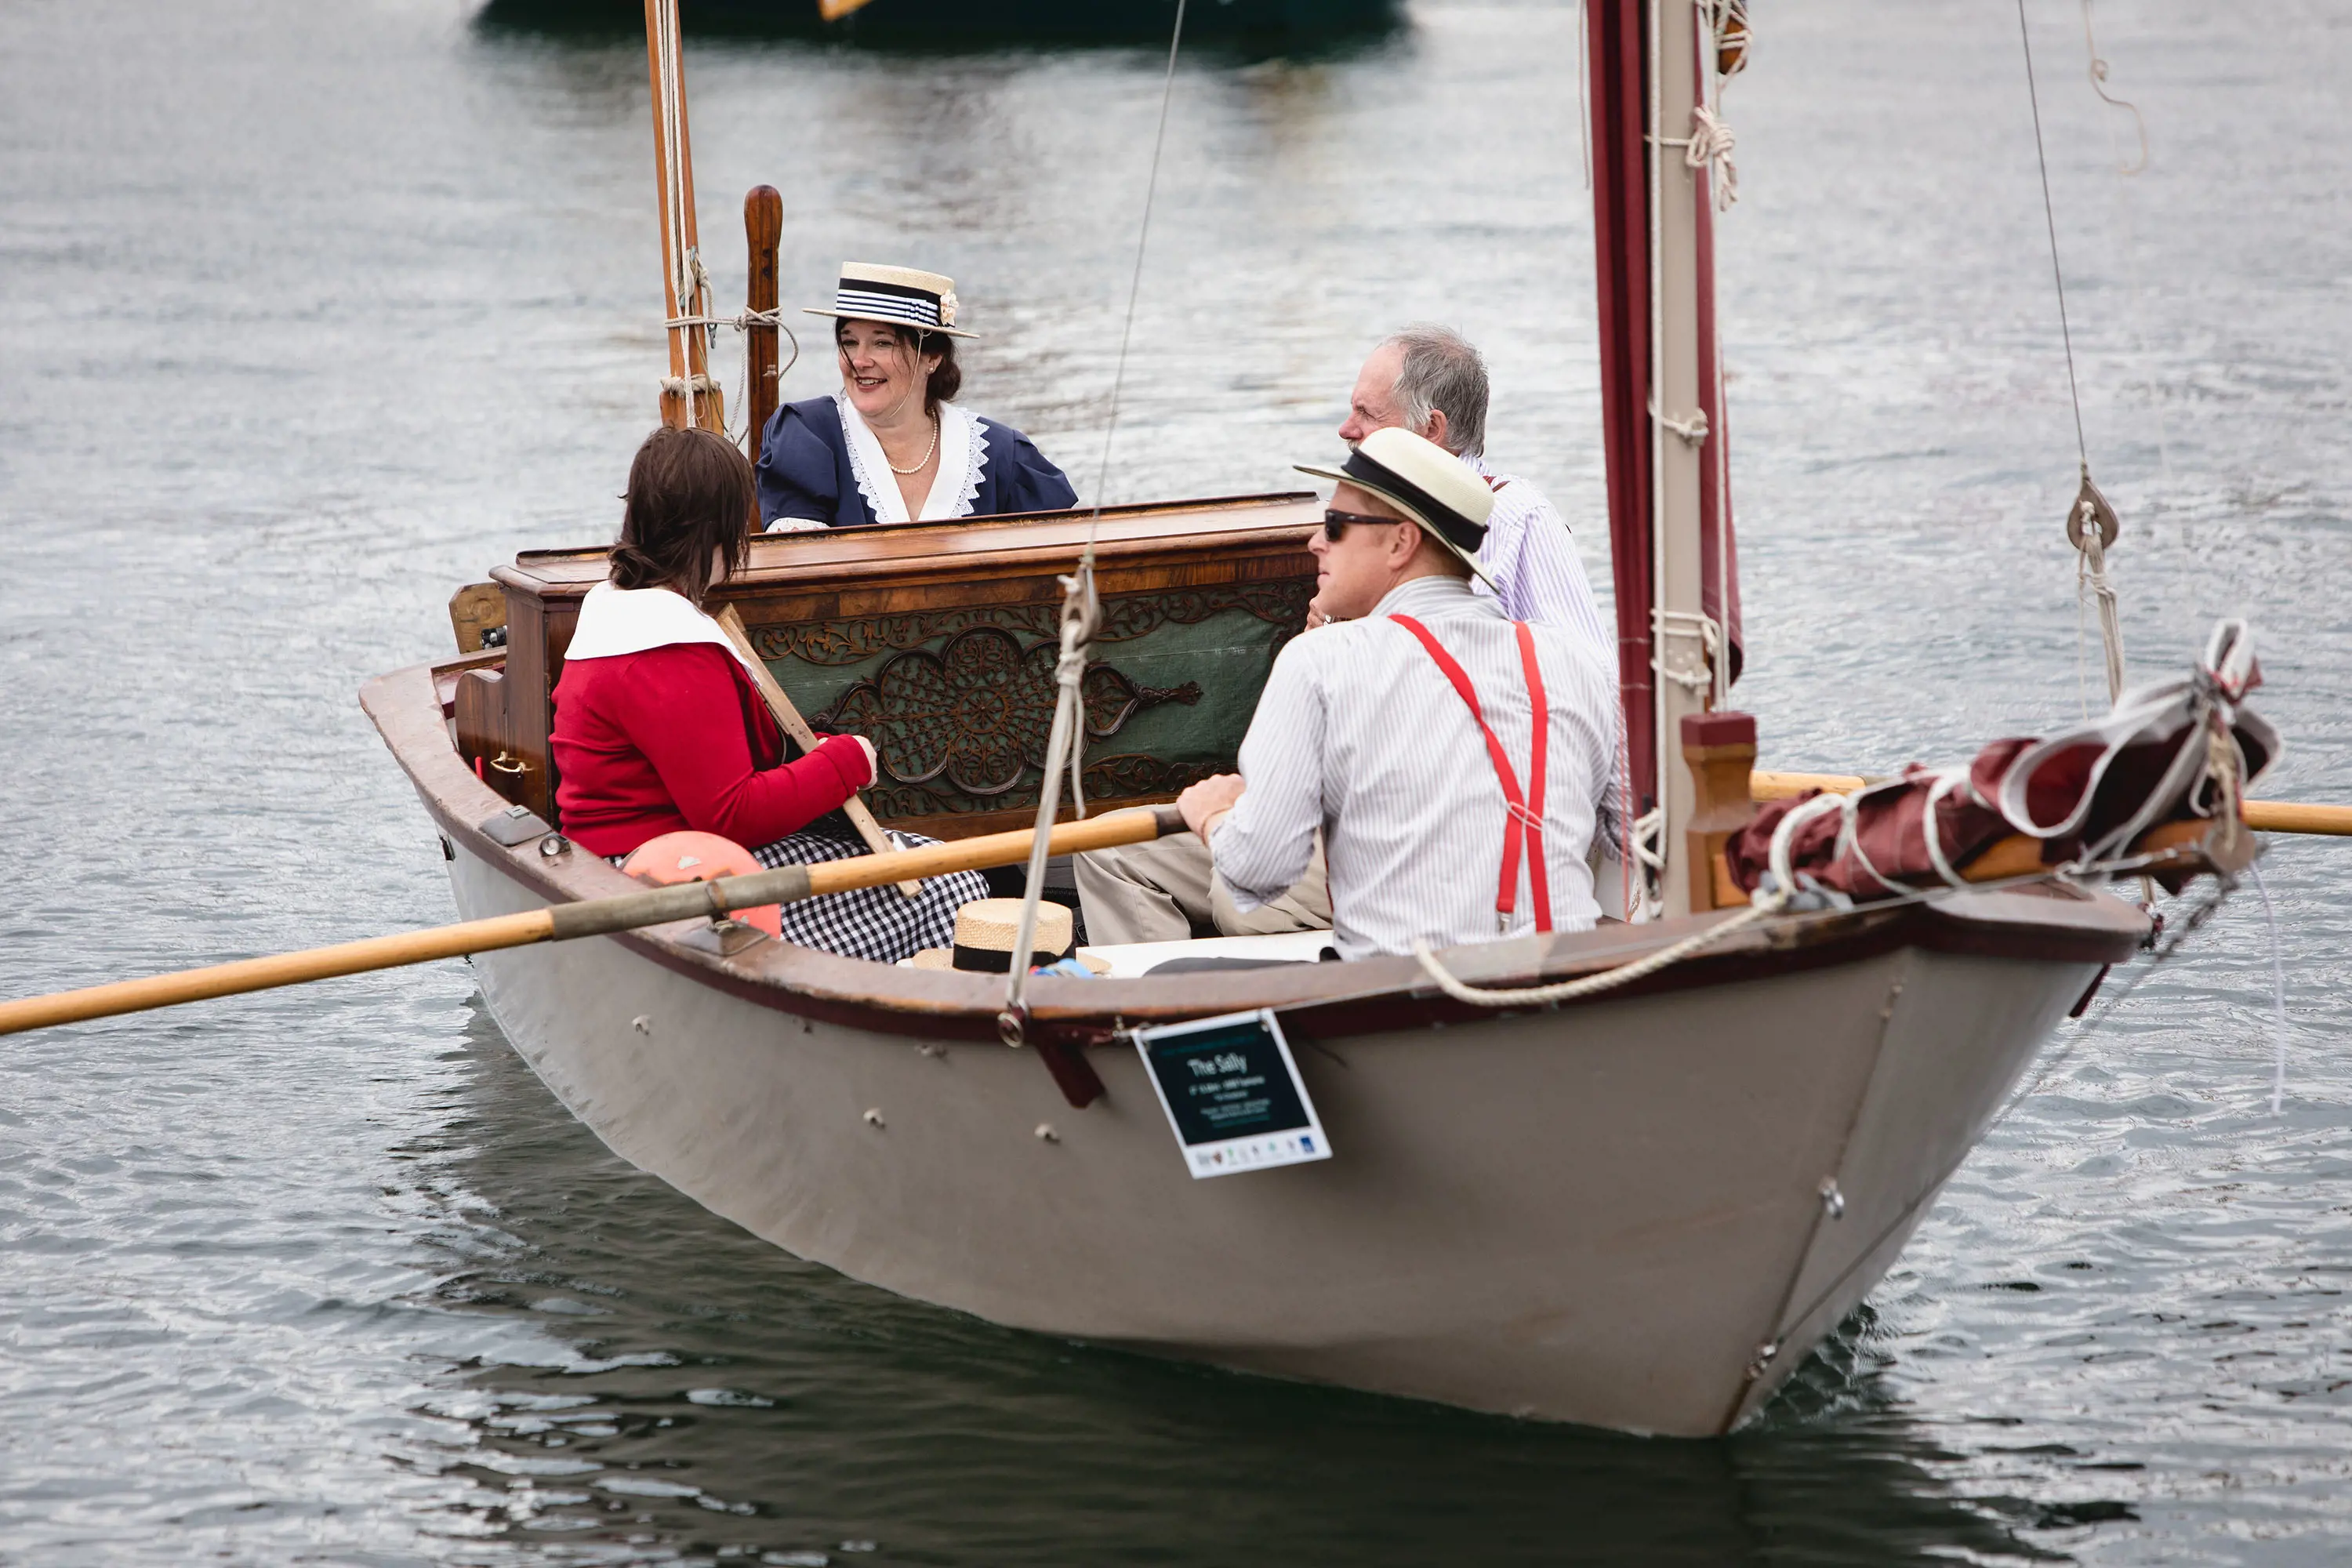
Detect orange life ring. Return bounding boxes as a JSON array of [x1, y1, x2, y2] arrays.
[[619, 831, 782, 939]]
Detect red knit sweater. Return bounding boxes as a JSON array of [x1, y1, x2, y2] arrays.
[[550, 642, 874, 858]]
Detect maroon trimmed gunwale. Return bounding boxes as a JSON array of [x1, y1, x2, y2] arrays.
[[362, 661, 2148, 1052]]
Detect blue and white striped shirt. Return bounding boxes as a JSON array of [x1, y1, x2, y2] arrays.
[[1465, 453, 1613, 663]]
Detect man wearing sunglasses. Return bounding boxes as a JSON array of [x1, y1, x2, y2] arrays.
[[1076, 427, 1617, 960]]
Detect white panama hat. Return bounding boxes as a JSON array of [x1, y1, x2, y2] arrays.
[[804, 261, 978, 339], [1294, 425, 1497, 589]]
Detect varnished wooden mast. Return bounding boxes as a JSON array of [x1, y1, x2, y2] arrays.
[[642, 0, 723, 434], [745, 184, 784, 463]]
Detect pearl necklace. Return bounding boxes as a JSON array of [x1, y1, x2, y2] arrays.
[[885, 417, 940, 475]]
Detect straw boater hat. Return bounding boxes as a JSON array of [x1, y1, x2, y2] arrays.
[[1294, 426, 1497, 590], [909, 897, 1108, 974], [804, 261, 978, 339]]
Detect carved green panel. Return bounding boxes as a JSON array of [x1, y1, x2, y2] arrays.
[[747, 583, 1308, 822]]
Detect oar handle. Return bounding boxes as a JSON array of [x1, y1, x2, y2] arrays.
[[0, 910, 552, 1038], [0, 805, 1185, 1039]]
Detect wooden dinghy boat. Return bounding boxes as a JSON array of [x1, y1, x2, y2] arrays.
[[349, 0, 2236, 1438], [367, 635, 2144, 1437]]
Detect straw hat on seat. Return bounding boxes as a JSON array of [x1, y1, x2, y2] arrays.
[[909, 897, 1107, 974]]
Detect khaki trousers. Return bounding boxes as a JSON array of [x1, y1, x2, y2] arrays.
[[1074, 833, 1331, 946]]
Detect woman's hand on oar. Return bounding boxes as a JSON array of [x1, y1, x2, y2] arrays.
[[0, 806, 1184, 1039]]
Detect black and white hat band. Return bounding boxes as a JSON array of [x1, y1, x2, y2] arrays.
[[805, 262, 977, 339], [1294, 426, 1497, 588], [834, 278, 948, 331], [1334, 445, 1487, 554]]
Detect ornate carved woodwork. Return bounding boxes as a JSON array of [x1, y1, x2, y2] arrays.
[[483, 495, 1320, 839], [808, 625, 1201, 797], [749, 579, 1312, 666]]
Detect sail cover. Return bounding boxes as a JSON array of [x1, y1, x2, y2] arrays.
[[1586, 0, 1744, 818]]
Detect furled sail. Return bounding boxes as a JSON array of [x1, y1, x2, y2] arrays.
[[1584, 0, 1744, 865]]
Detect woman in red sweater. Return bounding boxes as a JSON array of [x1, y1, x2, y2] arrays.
[[552, 426, 984, 964]]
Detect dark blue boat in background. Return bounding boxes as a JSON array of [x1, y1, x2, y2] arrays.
[[477, 0, 1402, 47]]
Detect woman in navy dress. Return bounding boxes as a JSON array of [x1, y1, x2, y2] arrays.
[[755, 263, 1077, 531]]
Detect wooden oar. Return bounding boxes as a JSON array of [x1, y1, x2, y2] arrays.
[[716, 604, 918, 898], [1751, 770, 2352, 837], [0, 807, 1184, 1040]]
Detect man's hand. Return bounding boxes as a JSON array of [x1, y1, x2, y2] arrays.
[[1177, 773, 1246, 842]]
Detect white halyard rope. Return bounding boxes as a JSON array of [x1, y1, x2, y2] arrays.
[[2077, 510, 2128, 702], [1000, 0, 1189, 1040], [1683, 103, 1738, 209], [1412, 781, 1831, 1007], [1647, 397, 1710, 445], [660, 311, 800, 448]]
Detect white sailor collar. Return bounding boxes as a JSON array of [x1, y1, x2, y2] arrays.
[[562, 581, 761, 676]]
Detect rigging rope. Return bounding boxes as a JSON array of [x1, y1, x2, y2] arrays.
[[1416, 824, 2223, 1012], [2080, 0, 2148, 176], [1682, 103, 1738, 209], [1000, 0, 1190, 1044], [1414, 887, 1786, 1010], [2249, 858, 2292, 1116], [2019, 0, 2131, 705], [2078, 0, 2179, 542], [2016, 0, 2089, 473]]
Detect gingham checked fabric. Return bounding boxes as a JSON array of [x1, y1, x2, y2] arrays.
[[751, 828, 986, 963], [610, 826, 985, 964]]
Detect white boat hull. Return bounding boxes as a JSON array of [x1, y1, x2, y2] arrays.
[[444, 832, 2098, 1436], [364, 659, 2138, 1436]]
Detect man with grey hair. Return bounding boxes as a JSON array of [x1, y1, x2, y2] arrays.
[[1334, 325, 1612, 655], [1073, 328, 1620, 949]]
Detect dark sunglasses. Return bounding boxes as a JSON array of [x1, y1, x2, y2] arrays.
[[1322, 509, 1396, 543]]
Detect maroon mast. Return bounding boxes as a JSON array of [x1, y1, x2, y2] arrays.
[[1585, 0, 1743, 869]]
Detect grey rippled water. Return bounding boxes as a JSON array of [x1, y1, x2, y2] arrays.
[[2, 0, 2348, 1562]]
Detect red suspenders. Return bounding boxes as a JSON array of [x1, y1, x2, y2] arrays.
[[1389, 615, 1554, 933]]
